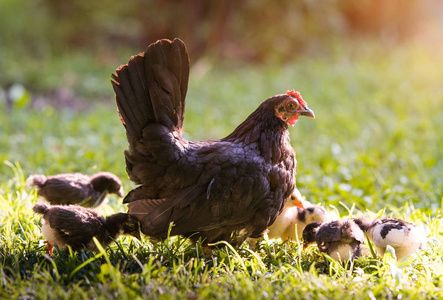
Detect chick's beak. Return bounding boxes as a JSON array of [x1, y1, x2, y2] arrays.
[[299, 107, 315, 118], [291, 188, 305, 208], [293, 198, 305, 209]]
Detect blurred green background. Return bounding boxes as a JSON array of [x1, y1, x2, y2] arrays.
[[0, 0, 442, 212], [1, 3, 443, 297], [1, 0, 442, 101]]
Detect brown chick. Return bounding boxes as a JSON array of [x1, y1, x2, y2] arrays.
[[303, 219, 365, 262], [27, 172, 124, 207], [33, 203, 140, 254]]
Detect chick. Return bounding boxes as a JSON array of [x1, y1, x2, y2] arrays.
[[27, 172, 124, 207], [33, 203, 140, 254], [247, 189, 328, 248], [303, 219, 365, 262], [267, 202, 329, 241], [366, 218, 426, 260]]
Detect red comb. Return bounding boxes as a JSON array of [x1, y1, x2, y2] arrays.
[[286, 90, 307, 106]]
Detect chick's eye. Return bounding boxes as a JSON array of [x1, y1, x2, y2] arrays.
[[286, 102, 297, 111]]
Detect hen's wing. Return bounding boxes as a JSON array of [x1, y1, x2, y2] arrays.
[[127, 143, 285, 244]]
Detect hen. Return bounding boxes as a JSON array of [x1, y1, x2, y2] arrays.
[[111, 38, 314, 247]]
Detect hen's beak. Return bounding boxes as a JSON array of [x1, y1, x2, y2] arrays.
[[299, 107, 315, 118], [117, 187, 125, 198]]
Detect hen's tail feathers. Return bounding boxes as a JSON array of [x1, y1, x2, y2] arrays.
[[112, 38, 190, 142], [27, 174, 46, 188], [33, 203, 49, 215]]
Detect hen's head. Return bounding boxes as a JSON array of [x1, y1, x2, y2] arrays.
[[274, 90, 315, 126]]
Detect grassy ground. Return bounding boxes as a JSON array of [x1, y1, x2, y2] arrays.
[[1, 41, 443, 299]]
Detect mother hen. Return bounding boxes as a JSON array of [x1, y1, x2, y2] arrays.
[[111, 38, 314, 247]]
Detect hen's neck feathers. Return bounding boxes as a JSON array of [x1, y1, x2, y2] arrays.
[[223, 102, 291, 164]]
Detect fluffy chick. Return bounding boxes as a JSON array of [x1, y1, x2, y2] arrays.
[[33, 203, 140, 254], [303, 219, 365, 262], [267, 201, 329, 241], [247, 189, 328, 248], [366, 218, 426, 260], [27, 172, 124, 207]]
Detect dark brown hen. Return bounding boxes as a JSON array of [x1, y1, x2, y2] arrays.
[[112, 38, 314, 247]]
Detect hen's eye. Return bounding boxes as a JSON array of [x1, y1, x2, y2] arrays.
[[286, 102, 297, 111]]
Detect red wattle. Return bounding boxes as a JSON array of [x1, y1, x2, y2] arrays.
[[288, 116, 299, 126]]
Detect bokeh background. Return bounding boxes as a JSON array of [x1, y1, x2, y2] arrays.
[[1, 0, 442, 105]]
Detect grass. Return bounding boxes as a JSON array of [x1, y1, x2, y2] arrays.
[[1, 40, 443, 299]]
